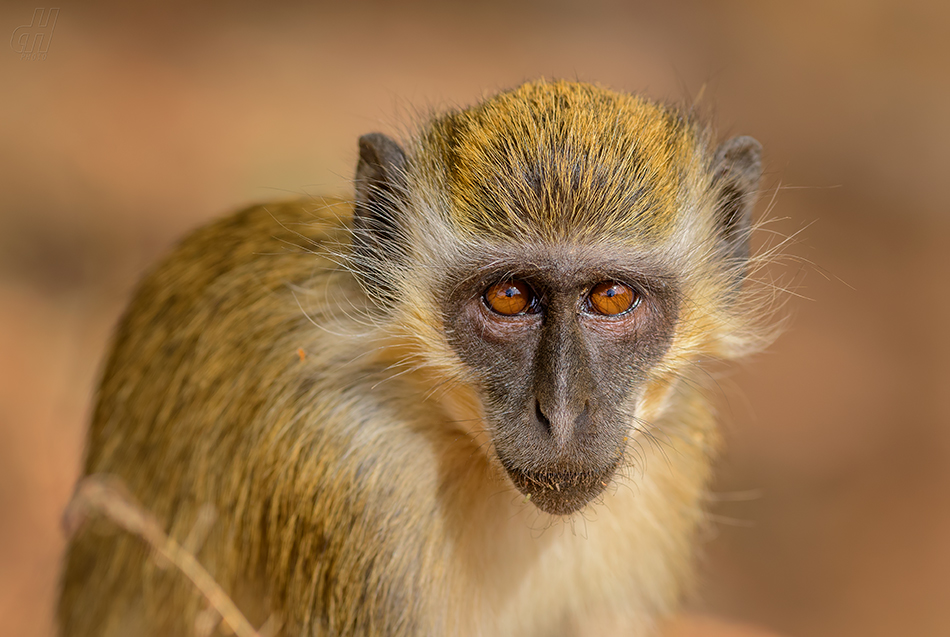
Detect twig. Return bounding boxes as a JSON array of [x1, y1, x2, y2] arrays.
[[63, 474, 262, 637]]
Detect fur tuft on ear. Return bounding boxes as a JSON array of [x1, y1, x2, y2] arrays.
[[352, 133, 409, 295], [711, 135, 762, 267]]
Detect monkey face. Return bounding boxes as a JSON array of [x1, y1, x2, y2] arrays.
[[442, 243, 679, 515], [350, 83, 762, 516]]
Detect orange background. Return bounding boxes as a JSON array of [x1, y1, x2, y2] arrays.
[[1, 2, 948, 636]]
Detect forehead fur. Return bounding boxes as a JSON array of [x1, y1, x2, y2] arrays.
[[419, 80, 706, 243]]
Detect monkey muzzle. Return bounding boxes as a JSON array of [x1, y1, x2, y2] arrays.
[[500, 456, 621, 516]]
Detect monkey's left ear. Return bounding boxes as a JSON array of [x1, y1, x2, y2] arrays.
[[711, 135, 762, 266]]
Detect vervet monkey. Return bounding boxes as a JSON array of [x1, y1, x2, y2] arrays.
[[59, 79, 767, 636]]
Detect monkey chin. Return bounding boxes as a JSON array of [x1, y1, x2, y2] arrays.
[[502, 458, 622, 516]]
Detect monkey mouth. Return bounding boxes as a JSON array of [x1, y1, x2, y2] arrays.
[[501, 458, 620, 516]]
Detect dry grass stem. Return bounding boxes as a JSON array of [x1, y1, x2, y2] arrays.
[[63, 475, 263, 637]]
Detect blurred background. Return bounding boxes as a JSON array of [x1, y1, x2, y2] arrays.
[[1, 1, 948, 635]]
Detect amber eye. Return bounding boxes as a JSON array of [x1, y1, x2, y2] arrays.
[[484, 279, 534, 316], [587, 281, 638, 316]]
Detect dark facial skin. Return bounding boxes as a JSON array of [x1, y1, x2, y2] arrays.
[[444, 243, 679, 515]]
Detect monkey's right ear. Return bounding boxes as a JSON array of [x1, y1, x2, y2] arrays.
[[352, 133, 409, 293], [711, 135, 762, 269]]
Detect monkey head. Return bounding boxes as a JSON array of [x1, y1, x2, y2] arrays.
[[349, 81, 762, 516]]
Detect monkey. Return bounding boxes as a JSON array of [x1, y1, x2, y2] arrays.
[[58, 79, 767, 637]]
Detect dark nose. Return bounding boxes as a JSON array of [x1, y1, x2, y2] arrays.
[[535, 398, 591, 449], [532, 302, 594, 450]]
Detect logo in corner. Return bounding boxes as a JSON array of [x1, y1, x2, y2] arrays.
[[11, 8, 59, 61]]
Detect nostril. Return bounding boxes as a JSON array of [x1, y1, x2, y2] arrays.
[[535, 400, 551, 433], [574, 402, 591, 435]]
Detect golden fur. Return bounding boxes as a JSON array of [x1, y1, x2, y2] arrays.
[[59, 80, 767, 636]]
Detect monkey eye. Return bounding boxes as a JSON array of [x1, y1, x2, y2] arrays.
[[586, 281, 639, 316], [483, 279, 536, 316]]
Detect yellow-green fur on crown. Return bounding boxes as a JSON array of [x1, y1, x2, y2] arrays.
[[422, 80, 703, 242]]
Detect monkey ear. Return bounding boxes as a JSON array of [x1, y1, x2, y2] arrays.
[[352, 133, 409, 291], [711, 136, 762, 267]]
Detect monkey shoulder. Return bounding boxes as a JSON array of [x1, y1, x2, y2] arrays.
[[88, 198, 366, 466], [136, 198, 353, 308]]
